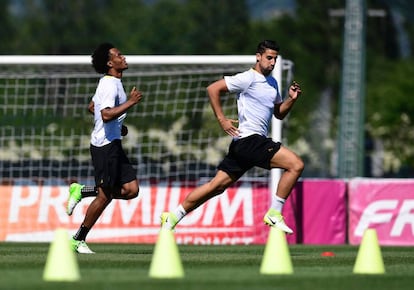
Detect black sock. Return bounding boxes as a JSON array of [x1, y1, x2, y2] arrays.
[[81, 186, 98, 198], [73, 224, 90, 241]]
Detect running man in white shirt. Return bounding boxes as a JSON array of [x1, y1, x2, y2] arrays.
[[161, 40, 303, 234], [67, 43, 143, 253]]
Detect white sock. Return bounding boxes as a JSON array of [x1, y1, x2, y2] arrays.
[[271, 195, 286, 213], [173, 204, 187, 222]]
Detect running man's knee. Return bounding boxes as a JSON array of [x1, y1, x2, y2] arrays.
[[211, 171, 235, 195], [295, 158, 305, 173], [123, 185, 139, 199], [282, 155, 305, 176], [112, 182, 139, 200], [130, 187, 139, 199]]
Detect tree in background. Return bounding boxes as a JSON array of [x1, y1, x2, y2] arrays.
[[248, 0, 344, 176], [3, 0, 250, 55], [6, 0, 109, 54], [0, 0, 15, 53], [2, 0, 414, 177], [366, 59, 414, 177], [248, 0, 414, 177]]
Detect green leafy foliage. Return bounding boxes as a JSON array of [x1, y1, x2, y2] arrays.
[[2, 0, 414, 176], [366, 57, 414, 173]]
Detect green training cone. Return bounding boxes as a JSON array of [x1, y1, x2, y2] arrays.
[[43, 228, 80, 281], [149, 229, 184, 279], [260, 227, 293, 275], [353, 228, 385, 274]]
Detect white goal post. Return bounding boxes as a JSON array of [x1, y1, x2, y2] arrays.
[[0, 55, 293, 193]]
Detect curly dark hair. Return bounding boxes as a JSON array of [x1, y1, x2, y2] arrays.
[[256, 40, 280, 54], [91, 42, 114, 74]]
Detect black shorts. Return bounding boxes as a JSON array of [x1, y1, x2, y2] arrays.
[[90, 139, 137, 188], [217, 134, 281, 180]]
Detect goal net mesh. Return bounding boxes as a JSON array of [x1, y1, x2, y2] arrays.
[[0, 58, 289, 185]]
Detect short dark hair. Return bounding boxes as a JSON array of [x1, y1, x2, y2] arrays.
[[91, 42, 114, 74], [256, 40, 280, 54]]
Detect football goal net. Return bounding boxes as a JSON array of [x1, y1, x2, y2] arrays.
[[0, 55, 293, 186]]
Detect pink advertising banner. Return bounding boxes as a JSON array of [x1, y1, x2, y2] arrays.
[[284, 179, 347, 245], [348, 178, 414, 245], [0, 179, 347, 245], [0, 181, 270, 245]]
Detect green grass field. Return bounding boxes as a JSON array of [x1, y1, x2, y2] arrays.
[[1, 242, 413, 290]]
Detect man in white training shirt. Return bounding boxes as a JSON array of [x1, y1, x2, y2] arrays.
[[161, 40, 304, 234], [67, 43, 143, 253]]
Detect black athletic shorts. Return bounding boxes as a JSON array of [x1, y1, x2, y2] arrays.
[[90, 139, 137, 188], [217, 134, 281, 180]]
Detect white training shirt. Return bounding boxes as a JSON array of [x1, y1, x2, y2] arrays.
[[90, 75, 127, 147], [224, 68, 282, 139]]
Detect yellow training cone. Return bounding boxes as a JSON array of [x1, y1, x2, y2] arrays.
[[43, 228, 80, 281], [260, 227, 293, 275], [149, 229, 184, 279], [353, 228, 385, 274]]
